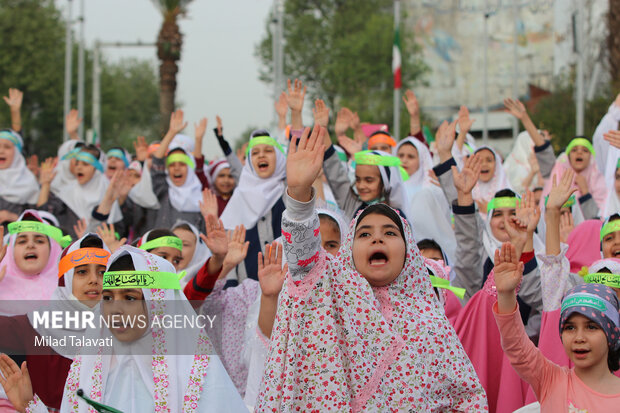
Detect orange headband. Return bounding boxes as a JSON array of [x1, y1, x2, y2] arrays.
[[368, 133, 397, 148], [58, 248, 110, 278]]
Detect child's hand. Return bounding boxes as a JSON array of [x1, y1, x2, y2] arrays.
[[514, 190, 541, 234], [38, 157, 57, 186], [133, 136, 149, 162], [199, 189, 218, 219], [559, 211, 574, 244], [457, 105, 475, 134], [65, 109, 82, 138], [452, 153, 481, 195], [546, 170, 577, 210], [435, 120, 457, 161], [73, 218, 87, 240], [201, 214, 227, 259], [494, 243, 524, 314], [3, 88, 23, 112], [222, 225, 249, 273], [337, 134, 362, 156], [286, 125, 326, 202], [167, 109, 187, 136], [312, 99, 329, 128], [274, 92, 288, 119], [503, 98, 527, 120], [194, 117, 207, 142], [604, 130, 620, 150], [258, 242, 288, 299], [0, 353, 33, 413], [96, 223, 126, 253], [286, 78, 306, 112], [574, 174, 589, 195], [334, 107, 353, 136], [402, 89, 419, 118]]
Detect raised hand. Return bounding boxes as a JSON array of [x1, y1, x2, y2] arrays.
[[435, 120, 457, 161], [73, 218, 87, 239], [38, 157, 57, 186], [452, 153, 481, 195], [286, 78, 306, 112], [215, 115, 224, 136], [604, 130, 620, 150], [504, 213, 528, 257], [168, 109, 187, 136], [96, 223, 126, 253], [3, 88, 23, 111], [457, 105, 475, 134], [335, 107, 353, 136], [222, 225, 250, 272], [494, 242, 524, 293], [199, 189, 218, 219], [287, 125, 326, 202], [0, 353, 33, 412], [559, 211, 574, 244], [65, 109, 82, 138], [274, 92, 288, 118], [133, 136, 149, 162], [258, 242, 288, 298], [116, 170, 134, 200], [337, 134, 362, 156], [200, 214, 228, 258], [574, 174, 589, 196], [402, 89, 419, 118], [503, 98, 527, 120], [546, 170, 577, 210], [312, 99, 329, 128], [514, 190, 541, 234], [194, 117, 207, 142]]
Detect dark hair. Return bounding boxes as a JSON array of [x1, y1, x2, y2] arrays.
[[141, 229, 178, 252], [609, 347, 620, 372], [81, 144, 101, 160], [80, 234, 104, 249], [168, 148, 185, 156], [107, 253, 135, 272], [369, 131, 393, 139], [173, 223, 193, 233], [250, 129, 271, 139], [608, 214, 620, 223], [417, 239, 443, 254], [474, 147, 495, 157], [20, 213, 39, 222], [532, 187, 544, 193], [356, 204, 405, 242], [494, 188, 517, 198]]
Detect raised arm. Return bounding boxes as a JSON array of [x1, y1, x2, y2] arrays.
[[283, 125, 326, 282], [213, 116, 243, 181], [286, 78, 306, 133], [257, 242, 287, 338], [3, 88, 23, 133], [154, 109, 187, 159], [36, 157, 56, 207], [504, 98, 545, 147], [402, 89, 421, 136]]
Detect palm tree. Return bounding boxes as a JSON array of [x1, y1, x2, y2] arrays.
[[151, 0, 192, 136]]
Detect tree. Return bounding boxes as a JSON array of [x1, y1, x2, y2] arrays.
[[151, 0, 193, 136], [256, 0, 428, 129], [0, 0, 160, 158], [609, 0, 620, 84]]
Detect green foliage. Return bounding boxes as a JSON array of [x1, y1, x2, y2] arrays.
[[0, 0, 160, 158], [529, 77, 616, 153], [256, 0, 428, 132]]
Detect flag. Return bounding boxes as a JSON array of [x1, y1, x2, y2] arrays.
[[392, 26, 401, 89]]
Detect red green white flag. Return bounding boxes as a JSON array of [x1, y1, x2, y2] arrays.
[[392, 26, 401, 89]]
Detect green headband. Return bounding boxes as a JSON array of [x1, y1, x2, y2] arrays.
[[430, 275, 466, 299], [601, 220, 620, 241], [584, 273, 620, 289], [166, 153, 195, 169], [354, 151, 409, 181], [561, 294, 607, 313], [103, 270, 184, 290], [139, 236, 183, 252], [487, 197, 518, 211], [246, 136, 285, 155], [565, 138, 595, 156], [8, 221, 72, 248], [544, 195, 575, 209]]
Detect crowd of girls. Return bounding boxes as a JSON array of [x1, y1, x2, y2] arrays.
[[0, 79, 619, 412]]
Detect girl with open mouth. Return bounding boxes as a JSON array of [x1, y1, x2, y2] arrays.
[[256, 124, 487, 411]]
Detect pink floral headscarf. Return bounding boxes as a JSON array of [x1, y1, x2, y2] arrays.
[[256, 209, 488, 411]]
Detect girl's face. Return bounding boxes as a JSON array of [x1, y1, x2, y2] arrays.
[[355, 164, 383, 202], [127, 170, 141, 187], [13, 232, 50, 275], [0, 140, 15, 170], [490, 207, 516, 242], [352, 213, 406, 287], [250, 144, 277, 179], [167, 161, 188, 187], [615, 169, 620, 197], [214, 168, 235, 197], [397, 143, 420, 176], [568, 146, 591, 173], [477, 149, 496, 183], [172, 228, 196, 271], [149, 246, 183, 271], [69, 158, 78, 176], [105, 157, 126, 179], [71, 263, 106, 307], [102, 288, 148, 343], [601, 229, 620, 258], [75, 161, 96, 185], [419, 248, 443, 262], [319, 217, 341, 257], [561, 313, 609, 371]]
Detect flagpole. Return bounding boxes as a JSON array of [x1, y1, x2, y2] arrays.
[[393, 0, 401, 140]]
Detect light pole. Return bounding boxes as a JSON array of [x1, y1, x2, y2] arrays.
[[77, 0, 85, 139], [63, 0, 73, 141]]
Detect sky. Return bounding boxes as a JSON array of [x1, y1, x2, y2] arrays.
[[55, 0, 275, 159]]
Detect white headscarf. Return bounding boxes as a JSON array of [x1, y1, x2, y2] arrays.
[[128, 160, 161, 210], [316, 206, 349, 245], [472, 146, 512, 205], [54, 150, 123, 224], [171, 220, 211, 286], [396, 137, 433, 200], [220, 135, 286, 229], [58, 246, 245, 412], [503, 131, 540, 194], [165, 147, 203, 213], [0, 130, 38, 204], [27, 232, 111, 357]]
